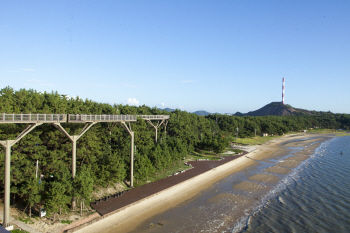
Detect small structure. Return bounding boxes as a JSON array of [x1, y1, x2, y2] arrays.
[[262, 133, 268, 137], [39, 208, 46, 218]]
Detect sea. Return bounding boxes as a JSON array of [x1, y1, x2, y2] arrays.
[[131, 136, 350, 233], [237, 135, 350, 233]]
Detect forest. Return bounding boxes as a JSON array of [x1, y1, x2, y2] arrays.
[[1, 86, 350, 215]]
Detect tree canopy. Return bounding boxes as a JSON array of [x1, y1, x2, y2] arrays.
[[0, 86, 349, 213]]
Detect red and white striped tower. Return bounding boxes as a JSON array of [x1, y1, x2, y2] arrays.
[[282, 78, 285, 104]]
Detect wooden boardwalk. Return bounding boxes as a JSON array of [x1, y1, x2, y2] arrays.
[[91, 152, 247, 216]]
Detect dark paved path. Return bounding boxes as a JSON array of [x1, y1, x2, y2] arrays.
[[91, 152, 247, 216]]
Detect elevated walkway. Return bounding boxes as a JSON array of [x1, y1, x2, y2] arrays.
[[68, 114, 137, 123], [0, 113, 170, 123], [0, 112, 170, 227], [137, 115, 170, 120], [0, 113, 66, 123]]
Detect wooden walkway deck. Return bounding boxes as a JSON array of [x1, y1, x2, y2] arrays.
[[91, 152, 247, 216]]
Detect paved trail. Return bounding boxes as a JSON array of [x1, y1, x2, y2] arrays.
[[91, 153, 246, 216]]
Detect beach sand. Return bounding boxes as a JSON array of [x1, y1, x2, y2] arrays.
[[248, 173, 280, 183], [75, 133, 330, 233]]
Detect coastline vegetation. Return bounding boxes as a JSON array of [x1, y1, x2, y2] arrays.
[[0, 86, 350, 221]]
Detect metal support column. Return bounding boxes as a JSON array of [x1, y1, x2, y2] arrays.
[[120, 122, 134, 188], [71, 136, 78, 179], [52, 122, 96, 208], [3, 141, 12, 228], [164, 120, 168, 135], [130, 131, 134, 187], [155, 125, 158, 143], [146, 119, 165, 143], [0, 123, 42, 227]]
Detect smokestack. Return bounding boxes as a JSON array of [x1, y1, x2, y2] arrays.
[[282, 78, 285, 104]]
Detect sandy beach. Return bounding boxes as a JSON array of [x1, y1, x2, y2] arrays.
[[74, 133, 330, 233]]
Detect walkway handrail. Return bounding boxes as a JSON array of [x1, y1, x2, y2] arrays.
[[0, 113, 66, 123], [68, 114, 137, 122], [0, 113, 169, 123], [138, 115, 170, 120]]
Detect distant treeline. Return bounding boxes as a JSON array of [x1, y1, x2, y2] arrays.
[[0, 86, 349, 214], [207, 112, 350, 138]]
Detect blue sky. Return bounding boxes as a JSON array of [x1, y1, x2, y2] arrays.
[[1, 1, 349, 114]]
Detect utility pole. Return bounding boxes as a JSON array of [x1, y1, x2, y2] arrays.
[[236, 128, 239, 141], [255, 128, 256, 137]]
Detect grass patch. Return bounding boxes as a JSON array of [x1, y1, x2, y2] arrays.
[[224, 148, 244, 153], [11, 230, 29, 233], [133, 149, 228, 188], [336, 133, 350, 137], [16, 217, 34, 224], [190, 150, 221, 160], [231, 135, 282, 145], [307, 128, 337, 134], [308, 128, 350, 136], [133, 162, 193, 188], [61, 220, 73, 224]]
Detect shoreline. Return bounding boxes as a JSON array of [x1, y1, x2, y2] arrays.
[[75, 133, 331, 233]]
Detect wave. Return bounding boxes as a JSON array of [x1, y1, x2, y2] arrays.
[[231, 138, 334, 233]]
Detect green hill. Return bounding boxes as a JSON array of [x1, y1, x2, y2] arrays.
[[234, 102, 326, 116]]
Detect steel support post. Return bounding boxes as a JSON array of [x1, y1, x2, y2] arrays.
[[130, 131, 134, 188], [120, 122, 134, 188], [3, 140, 13, 227], [52, 123, 96, 209], [72, 136, 78, 179], [0, 123, 41, 227], [145, 119, 165, 143], [71, 136, 78, 209], [155, 128, 158, 143], [164, 120, 168, 135]]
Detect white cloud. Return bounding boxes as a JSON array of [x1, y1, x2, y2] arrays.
[[126, 98, 139, 106], [155, 102, 166, 109]]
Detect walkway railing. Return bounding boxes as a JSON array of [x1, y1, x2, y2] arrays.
[[68, 114, 137, 122], [0, 113, 66, 123], [138, 115, 170, 120], [0, 113, 169, 123]]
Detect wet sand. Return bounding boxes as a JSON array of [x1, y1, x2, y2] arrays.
[[76, 134, 330, 233], [248, 174, 280, 183]]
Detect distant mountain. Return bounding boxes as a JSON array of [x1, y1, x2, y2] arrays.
[[234, 102, 316, 116], [164, 103, 332, 117], [193, 110, 211, 116], [162, 108, 175, 112]]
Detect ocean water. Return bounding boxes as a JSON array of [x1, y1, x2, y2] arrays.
[[237, 136, 350, 233]]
